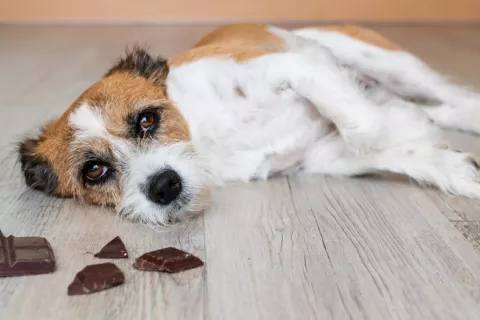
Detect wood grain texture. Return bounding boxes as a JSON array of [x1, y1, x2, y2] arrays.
[[2, 24, 480, 320], [204, 176, 480, 319], [455, 222, 480, 252]]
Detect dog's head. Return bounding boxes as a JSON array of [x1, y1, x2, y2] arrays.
[[18, 47, 211, 225]]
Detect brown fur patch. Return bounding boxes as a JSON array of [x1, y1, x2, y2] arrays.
[[168, 44, 269, 67], [318, 25, 403, 51], [193, 23, 285, 52]]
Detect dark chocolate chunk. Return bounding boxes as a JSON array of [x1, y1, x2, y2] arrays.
[[0, 230, 55, 277], [67, 263, 125, 296], [94, 236, 128, 259], [133, 247, 204, 273]]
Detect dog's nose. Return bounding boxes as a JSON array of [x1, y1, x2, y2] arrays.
[[148, 169, 182, 205]]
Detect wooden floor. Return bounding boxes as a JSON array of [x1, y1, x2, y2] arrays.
[[1, 24, 480, 320]]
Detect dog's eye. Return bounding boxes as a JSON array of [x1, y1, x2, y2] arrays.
[[139, 112, 156, 129], [83, 161, 108, 182], [128, 108, 161, 139], [136, 111, 159, 138]]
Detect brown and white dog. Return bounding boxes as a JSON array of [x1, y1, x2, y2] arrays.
[[18, 23, 480, 225]]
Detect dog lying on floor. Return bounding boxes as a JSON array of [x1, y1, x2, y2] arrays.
[[18, 23, 480, 225]]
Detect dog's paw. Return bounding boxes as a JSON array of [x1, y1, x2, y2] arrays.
[[443, 152, 480, 198]]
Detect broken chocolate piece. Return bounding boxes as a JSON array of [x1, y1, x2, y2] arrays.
[[0, 230, 55, 277], [133, 247, 204, 273], [94, 236, 128, 259], [67, 263, 125, 296]]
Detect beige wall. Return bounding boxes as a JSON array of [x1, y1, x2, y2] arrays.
[[1, 0, 480, 22]]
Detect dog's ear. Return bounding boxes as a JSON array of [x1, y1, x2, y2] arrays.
[[17, 136, 58, 195], [105, 46, 169, 85]]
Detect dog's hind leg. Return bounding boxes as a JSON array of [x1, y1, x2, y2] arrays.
[[352, 52, 480, 135], [290, 27, 480, 135], [251, 48, 440, 156]]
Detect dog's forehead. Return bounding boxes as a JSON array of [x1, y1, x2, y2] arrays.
[[55, 71, 167, 136], [71, 72, 166, 113]]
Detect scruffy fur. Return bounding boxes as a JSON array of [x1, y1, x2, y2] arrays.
[[18, 23, 480, 226]]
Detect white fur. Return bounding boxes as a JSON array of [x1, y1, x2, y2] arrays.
[[167, 58, 329, 183], [120, 142, 210, 225], [292, 27, 480, 134], [165, 26, 480, 202], [69, 104, 108, 139]]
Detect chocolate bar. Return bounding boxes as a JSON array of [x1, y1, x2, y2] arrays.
[[133, 247, 204, 273], [68, 262, 125, 295], [0, 230, 55, 277], [94, 236, 128, 259]]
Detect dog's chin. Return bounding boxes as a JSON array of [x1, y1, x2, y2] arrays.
[[118, 188, 210, 227]]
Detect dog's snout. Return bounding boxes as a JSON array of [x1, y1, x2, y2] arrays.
[[147, 169, 182, 205]]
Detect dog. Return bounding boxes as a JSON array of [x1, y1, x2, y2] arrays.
[[17, 23, 480, 225]]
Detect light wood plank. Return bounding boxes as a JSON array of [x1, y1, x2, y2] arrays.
[[204, 178, 352, 320], [204, 176, 480, 320]]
